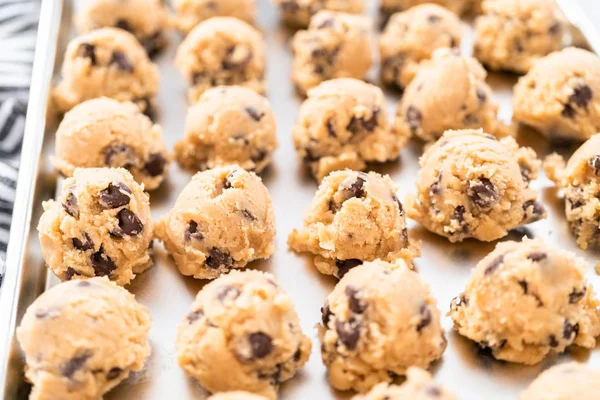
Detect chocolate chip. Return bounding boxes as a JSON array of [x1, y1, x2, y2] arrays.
[[224, 171, 236, 189], [245, 106, 264, 122], [476, 88, 487, 103], [517, 280, 528, 294], [346, 285, 367, 314], [216, 285, 240, 302], [452, 205, 466, 224], [549, 22, 562, 35], [326, 119, 336, 137], [110, 51, 134, 73], [248, 332, 273, 359], [91, 247, 117, 277], [78, 281, 91, 287], [103, 144, 137, 169], [562, 104, 576, 119], [321, 303, 333, 326], [563, 320, 579, 341], [549, 335, 559, 347], [63, 192, 79, 219], [335, 259, 363, 279], [406, 106, 422, 133], [205, 247, 233, 269], [428, 14, 440, 23], [241, 209, 256, 221], [569, 287, 586, 304], [468, 178, 498, 209], [347, 107, 379, 134], [569, 84, 593, 109], [485, 254, 504, 275], [429, 171, 443, 196], [527, 252, 547, 262], [588, 156, 600, 175], [77, 43, 96, 64], [99, 183, 131, 209], [303, 146, 320, 163], [340, 176, 366, 200], [187, 309, 204, 323], [106, 367, 122, 380], [61, 350, 92, 378], [222, 45, 253, 70], [416, 304, 431, 332], [115, 19, 132, 32], [144, 153, 166, 177], [293, 348, 302, 362], [185, 221, 204, 241], [392, 194, 404, 215], [335, 318, 360, 350], [452, 294, 469, 310], [140, 31, 163, 57], [72, 232, 94, 251], [523, 200, 545, 222], [66, 267, 81, 280], [115, 209, 144, 236]]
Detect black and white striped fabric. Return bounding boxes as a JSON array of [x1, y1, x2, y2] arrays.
[[0, 0, 40, 286]]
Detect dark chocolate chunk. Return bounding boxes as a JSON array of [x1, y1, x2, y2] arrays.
[[452, 205, 466, 224], [116, 209, 144, 236], [103, 144, 137, 169], [335, 259, 363, 279], [569, 84, 593, 109], [91, 247, 117, 277], [187, 309, 204, 324], [293, 348, 302, 362], [406, 105, 422, 133], [241, 209, 256, 221], [562, 104, 576, 119], [347, 107, 379, 134], [144, 153, 166, 177], [249, 332, 273, 359], [549, 22, 562, 35], [106, 367, 123, 380], [216, 285, 241, 302], [245, 106, 265, 122], [518, 280, 528, 294], [185, 221, 204, 241], [205, 247, 233, 269], [109, 51, 134, 73], [72, 232, 94, 251], [335, 317, 360, 350], [222, 45, 253, 70], [569, 287, 586, 304], [563, 320, 579, 341], [429, 171, 443, 196], [527, 252, 547, 262], [63, 192, 80, 219], [484, 254, 504, 275], [326, 119, 337, 138], [548, 335, 559, 347], [224, 171, 236, 189], [61, 350, 93, 378], [468, 178, 498, 209], [99, 183, 131, 209], [523, 200, 545, 222], [66, 267, 81, 280], [140, 31, 163, 58], [588, 156, 600, 175], [77, 43, 96, 65], [321, 303, 333, 326], [115, 19, 132, 32], [416, 304, 431, 332], [340, 176, 366, 200], [346, 285, 367, 314]]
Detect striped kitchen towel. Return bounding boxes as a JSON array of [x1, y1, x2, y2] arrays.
[[0, 0, 41, 286]]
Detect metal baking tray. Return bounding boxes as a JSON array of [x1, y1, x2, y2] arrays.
[[1, 0, 600, 399]]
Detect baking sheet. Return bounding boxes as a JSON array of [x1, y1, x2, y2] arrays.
[[2, 0, 600, 399]]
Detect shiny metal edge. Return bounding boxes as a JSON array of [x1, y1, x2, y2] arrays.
[[0, 0, 67, 396], [557, 0, 600, 54]]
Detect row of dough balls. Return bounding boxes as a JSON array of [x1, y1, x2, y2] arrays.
[[39, 128, 600, 290], [17, 241, 600, 399]]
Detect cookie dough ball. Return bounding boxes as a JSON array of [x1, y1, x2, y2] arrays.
[[320, 260, 446, 392], [513, 47, 600, 142], [293, 79, 405, 181], [174, 86, 278, 173], [352, 368, 457, 400], [176, 271, 311, 399], [291, 11, 373, 96], [272, 0, 365, 28], [380, 4, 463, 90], [173, 0, 256, 34], [405, 129, 545, 242], [450, 238, 600, 365], [208, 392, 268, 400], [76, 0, 169, 56], [474, 0, 566, 74], [175, 17, 266, 104], [380, 0, 471, 16], [53, 97, 169, 191], [155, 166, 276, 280], [544, 134, 600, 249], [53, 28, 159, 114], [394, 49, 508, 142], [520, 363, 600, 400], [288, 170, 419, 278], [38, 168, 153, 286], [17, 277, 151, 400]]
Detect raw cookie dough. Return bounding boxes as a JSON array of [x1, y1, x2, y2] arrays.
[[176, 270, 311, 399], [513, 47, 600, 142], [53, 97, 169, 191], [76, 0, 169, 56], [175, 17, 266, 104], [380, 0, 472, 16], [520, 362, 600, 400], [155, 165, 276, 279], [405, 129, 545, 242], [380, 4, 463, 90], [544, 134, 600, 249], [272, 0, 365, 28], [450, 238, 600, 365], [174, 86, 278, 173], [38, 168, 153, 286], [288, 170, 419, 278], [352, 368, 457, 400], [474, 0, 566, 74], [173, 0, 256, 34], [16, 277, 151, 400], [320, 260, 446, 392], [53, 28, 159, 114], [208, 392, 269, 400], [291, 11, 373, 96], [393, 48, 509, 142], [292, 78, 405, 181]]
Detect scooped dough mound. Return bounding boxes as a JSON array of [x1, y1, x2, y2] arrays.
[[173, 0, 257, 34], [380, 0, 472, 16], [272, 0, 364, 28], [520, 362, 600, 400]]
